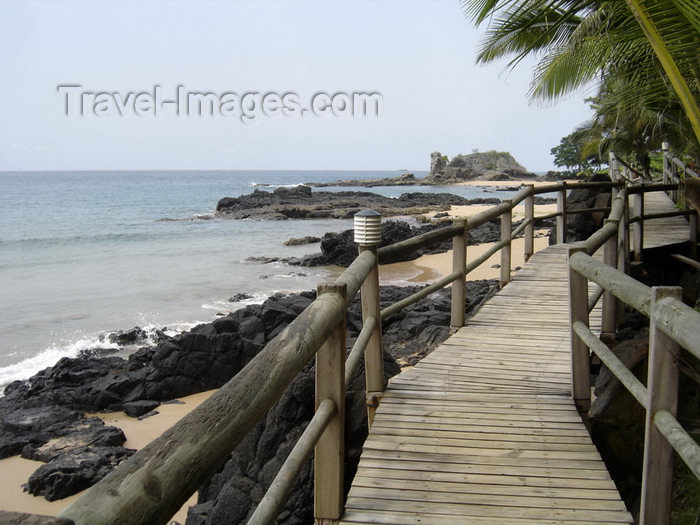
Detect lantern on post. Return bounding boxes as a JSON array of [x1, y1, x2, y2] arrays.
[[353, 209, 384, 426], [354, 209, 382, 246]]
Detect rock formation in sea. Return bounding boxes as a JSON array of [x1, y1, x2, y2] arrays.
[[428, 150, 533, 183], [215, 185, 500, 220]]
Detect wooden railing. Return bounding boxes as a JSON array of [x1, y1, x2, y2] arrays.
[[567, 177, 700, 525], [43, 180, 614, 525]]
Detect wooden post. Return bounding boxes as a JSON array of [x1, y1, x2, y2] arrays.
[[450, 219, 467, 331], [314, 283, 347, 525], [690, 213, 698, 260], [622, 193, 631, 274], [601, 219, 618, 340], [524, 185, 534, 262], [632, 186, 644, 261], [556, 182, 567, 244], [500, 200, 512, 288], [359, 246, 384, 426], [609, 152, 618, 182], [640, 287, 682, 525], [616, 215, 627, 325], [568, 247, 591, 415], [662, 148, 669, 186]]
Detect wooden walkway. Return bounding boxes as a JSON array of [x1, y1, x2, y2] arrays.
[[340, 192, 691, 524], [636, 191, 690, 249], [341, 245, 632, 524]]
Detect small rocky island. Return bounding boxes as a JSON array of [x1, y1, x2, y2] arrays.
[[306, 151, 564, 189], [215, 151, 567, 220], [215, 185, 500, 220]]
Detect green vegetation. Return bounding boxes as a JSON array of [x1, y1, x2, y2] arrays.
[[460, 0, 700, 173], [551, 129, 602, 177]]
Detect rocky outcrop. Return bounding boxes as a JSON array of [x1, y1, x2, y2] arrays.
[[306, 173, 421, 188], [0, 282, 498, 511], [215, 186, 490, 220], [287, 218, 505, 267], [283, 236, 321, 246], [428, 151, 532, 183], [549, 173, 612, 244]]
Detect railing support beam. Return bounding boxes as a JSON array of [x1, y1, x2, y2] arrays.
[[450, 219, 467, 331], [314, 282, 347, 525], [359, 246, 384, 426], [690, 213, 698, 260], [500, 200, 512, 288], [640, 286, 681, 525], [568, 246, 591, 416], [557, 182, 567, 244], [601, 219, 618, 339], [632, 185, 644, 261], [524, 186, 534, 261]]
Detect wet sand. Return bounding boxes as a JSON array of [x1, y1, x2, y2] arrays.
[[0, 390, 216, 523]]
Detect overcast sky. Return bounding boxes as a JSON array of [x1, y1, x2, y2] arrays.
[[0, 0, 594, 172]]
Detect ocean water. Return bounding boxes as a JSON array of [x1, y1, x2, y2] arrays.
[[0, 170, 518, 389]]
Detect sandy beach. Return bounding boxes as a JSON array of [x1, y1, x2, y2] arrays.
[[456, 179, 576, 188], [0, 390, 216, 523], [382, 201, 555, 283]]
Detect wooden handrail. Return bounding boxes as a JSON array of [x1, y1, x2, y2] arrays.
[[344, 316, 377, 385], [568, 177, 700, 525], [60, 284, 352, 525], [572, 321, 648, 408], [247, 398, 337, 525], [56, 176, 657, 525]]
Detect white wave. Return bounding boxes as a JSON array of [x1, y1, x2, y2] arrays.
[[0, 337, 117, 390], [201, 292, 273, 312], [249, 181, 305, 189], [0, 324, 196, 392]]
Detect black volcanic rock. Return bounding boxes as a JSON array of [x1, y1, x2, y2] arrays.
[[215, 186, 485, 220], [548, 173, 612, 244], [0, 281, 498, 510], [289, 219, 506, 267], [26, 446, 134, 501], [186, 280, 498, 524]]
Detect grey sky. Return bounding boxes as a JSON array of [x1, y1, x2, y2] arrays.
[[0, 0, 593, 172]]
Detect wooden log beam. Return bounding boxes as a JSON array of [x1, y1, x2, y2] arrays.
[[641, 287, 681, 525], [524, 185, 534, 262], [569, 251, 652, 316], [314, 283, 347, 524], [248, 399, 336, 525], [573, 322, 648, 408], [557, 183, 567, 244], [651, 295, 700, 361], [631, 188, 644, 261], [601, 219, 618, 337], [359, 246, 383, 426], [500, 201, 512, 288], [345, 316, 376, 386], [654, 410, 700, 480], [568, 246, 590, 415], [451, 219, 466, 331], [59, 283, 350, 525]]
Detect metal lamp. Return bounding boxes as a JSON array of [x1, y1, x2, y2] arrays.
[[354, 209, 382, 246]]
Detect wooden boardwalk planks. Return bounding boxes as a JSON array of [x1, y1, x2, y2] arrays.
[[634, 191, 690, 249], [340, 244, 633, 524]]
